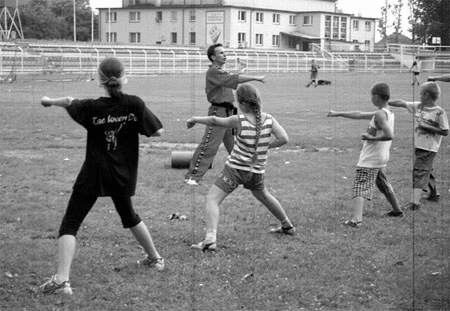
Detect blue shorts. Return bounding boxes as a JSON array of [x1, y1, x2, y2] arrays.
[[214, 165, 265, 193]]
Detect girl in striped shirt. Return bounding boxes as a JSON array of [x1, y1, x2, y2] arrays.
[[186, 83, 295, 251]]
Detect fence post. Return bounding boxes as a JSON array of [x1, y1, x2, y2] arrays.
[[156, 50, 161, 74], [171, 50, 175, 73], [17, 46, 23, 73], [142, 49, 147, 74], [266, 52, 269, 72], [128, 50, 132, 75], [256, 51, 259, 72], [76, 47, 82, 72], [365, 55, 368, 71], [94, 48, 99, 68], [285, 53, 289, 72], [197, 51, 202, 73], [185, 50, 189, 72]]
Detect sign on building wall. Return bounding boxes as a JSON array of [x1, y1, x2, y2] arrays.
[[206, 11, 225, 45]]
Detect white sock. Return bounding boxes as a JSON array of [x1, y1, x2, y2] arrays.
[[205, 230, 217, 243]]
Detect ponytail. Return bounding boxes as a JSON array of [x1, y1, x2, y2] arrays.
[[98, 57, 125, 99], [252, 104, 262, 163]]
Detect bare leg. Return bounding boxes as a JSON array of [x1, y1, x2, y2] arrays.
[[204, 185, 229, 241], [349, 197, 365, 222], [130, 221, 161, 259], [55, 235, 76, 283], [251, 188, 292, 226]]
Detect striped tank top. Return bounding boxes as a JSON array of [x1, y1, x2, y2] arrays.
[[226, 113, 273, 173]]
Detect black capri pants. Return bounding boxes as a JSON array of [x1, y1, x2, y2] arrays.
[[58, 191, 141, 237]]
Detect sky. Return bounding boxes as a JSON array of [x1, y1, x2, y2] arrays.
[[89, 0, 411, 38]]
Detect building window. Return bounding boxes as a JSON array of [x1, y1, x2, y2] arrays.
[[106, 32, 117, 42], [171, 32, 177, 44], [238, 10, 246, 22], [256, 12, 264, 23], [170, 11, 177, 22], [352, 20, 359, 31], [365, 21, 371, 31], [156, 11, 162, 23], [340, 17, 347, 40], [189, 32, 196, 44], [272, 13, 280, 24], [255, 33, 263, 46], [365, 40, 370, 46], [272, 34, 280, 47], [289, 15, 296, 25], [332, 16, 339, 39], [105, 11, 117, 23], [238, 32, 246, 44], [324, 15, 331, 38], [189, 10, 196, 22], [129, 11, 140, 23], [303, 15, 313, 25], [129, 32, 141, 43]]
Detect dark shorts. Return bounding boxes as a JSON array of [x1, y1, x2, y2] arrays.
[[413, 148, 436, 189], [214, 165, 265, 193], [58, 192, 141, 237]]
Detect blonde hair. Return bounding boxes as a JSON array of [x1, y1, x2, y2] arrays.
[[420, 82, 441, 101], [236, 83, 262, 163]]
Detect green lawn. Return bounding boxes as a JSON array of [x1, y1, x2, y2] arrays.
[[0, 71, 449, 311]]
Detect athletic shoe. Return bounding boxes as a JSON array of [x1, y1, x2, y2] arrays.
[[385, 210, 404, 217], [39, 275, 72, 295], [403, 202, 421, 210], [425, 193, 440, 202], [191, 240, 217, 252], [269, 225, 296, 235], [343, 220, 362, 228], [184, 178, 199, 186], [137, 257, 165, 271]]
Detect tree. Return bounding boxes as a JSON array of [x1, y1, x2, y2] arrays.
[[391, 0, 403, 43], [19, 0, 98, 41], [409, 0, 450, 45]]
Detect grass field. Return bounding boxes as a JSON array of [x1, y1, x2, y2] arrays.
[[0, 71, 449, 311]]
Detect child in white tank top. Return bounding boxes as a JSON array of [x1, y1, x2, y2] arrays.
[[327, 83, 403, 227]]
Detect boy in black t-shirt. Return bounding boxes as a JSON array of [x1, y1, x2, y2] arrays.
[[39, 58, 165, 295]]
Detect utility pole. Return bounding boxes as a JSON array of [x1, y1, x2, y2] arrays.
[[73, 0, 77, 42]]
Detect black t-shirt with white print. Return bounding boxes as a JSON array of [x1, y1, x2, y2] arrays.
[[66, 94, 162, 196]]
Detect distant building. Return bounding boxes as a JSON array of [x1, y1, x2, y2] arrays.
[[98, 0, 377, 51]]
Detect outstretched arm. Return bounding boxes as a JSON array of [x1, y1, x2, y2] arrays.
[[186, 115, 240, 129], [41, 96, 73, 108], [327, 110, 375, 120], [269, 117, 289, 148], [238, 74, 265, 84], [428, 74, 450, 82]]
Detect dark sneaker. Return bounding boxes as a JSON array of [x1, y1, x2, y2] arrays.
[[137, 256, 165, 271], [343, 220, 362, 228], [191, 240, 217, 252], [39, 275, 72, 295], [426, 193, 440, 202], [269, 225, 296, 235], [385, 210, 404, 217]]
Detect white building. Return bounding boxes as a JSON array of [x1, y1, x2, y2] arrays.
[[98, 0, 377, 51]]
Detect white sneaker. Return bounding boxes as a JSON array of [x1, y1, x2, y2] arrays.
[[191, 240, 217, 252], [39, 275, 73, 295], [138, 257, 165, 271], [184, 178, 199, 186]]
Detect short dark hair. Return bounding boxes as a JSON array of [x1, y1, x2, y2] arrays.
[[371, 83, 390, 101], [207, 43, 222, 62]]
